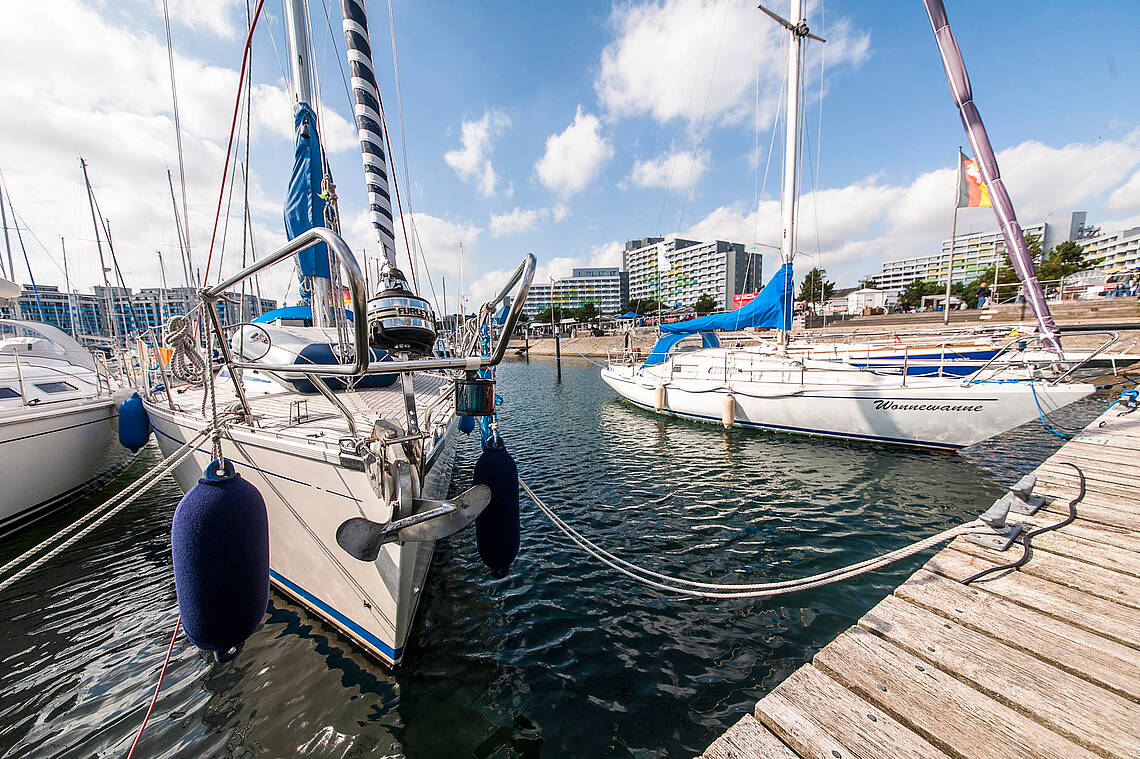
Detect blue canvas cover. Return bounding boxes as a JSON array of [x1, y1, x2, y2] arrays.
[[284, 103, 330, 279], [660, 263, 793, 334], [615, 311, 642, 319], [251, 305, 353, 324], [642, 331, 720, 366], [492, 300, 510, 325]]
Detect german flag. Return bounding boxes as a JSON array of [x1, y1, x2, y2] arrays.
[[958, 154, 992, 208]]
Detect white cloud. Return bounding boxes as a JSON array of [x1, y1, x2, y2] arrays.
[[597, 0, 869, 127], [489, 204, 571, 237], [443, 110, 511, 197], [627, 150, 709, 189], [0, 0, 364, 302], [535, 106, 613, 197], [683, 132, 1140, 286], [158, 0, 242, 39]]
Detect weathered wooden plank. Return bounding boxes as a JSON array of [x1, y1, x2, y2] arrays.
[[923, 549, 1140, 649], [949, 538, 1140, 609], [1034, 492, 1140, 532], [1036, 460, 1140, 490], [1015, 528, 1140, 578], [813, 628, 1100, 759], [859, 595, 1140, 759], [757, 665, 951, 759], [698, 714, 799, 759], [1035, 470, 1140, 502], [1025, 514, 1140, 552], [896, 569, 1140, 701]]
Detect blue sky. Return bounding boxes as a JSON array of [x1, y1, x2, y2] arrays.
[[1, 0, 1138, 307]]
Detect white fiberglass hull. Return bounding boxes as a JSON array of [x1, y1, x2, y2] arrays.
[[0, 399, 121, 537], [601, 354, 1095, 450], [147, 403, 456, 666]]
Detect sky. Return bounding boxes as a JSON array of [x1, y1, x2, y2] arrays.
[[0, 0, 1138, 312]]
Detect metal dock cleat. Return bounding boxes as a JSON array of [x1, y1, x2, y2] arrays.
[[1005, 474, 1046, 515], [964, 494, 1023, 552]]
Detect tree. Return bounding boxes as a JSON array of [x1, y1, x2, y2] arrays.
[[1038, 240, 1089, 283], [858, 277, 879, 290], [896, 278, 942, 310], [575, 302, 600, 322], [625, 298, 659, 315], [693, 294, 718, 314], [797, 267, 835, 309]]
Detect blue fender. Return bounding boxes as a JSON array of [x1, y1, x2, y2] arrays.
[[117, 392, 151, 452], [473, 444, 520, 578], [171, 459, 270, 661]]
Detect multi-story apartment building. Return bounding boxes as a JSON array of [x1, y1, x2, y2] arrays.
[[2, 283, 275, 340], [522, 267, 629, 317], [872, 221, 1049, 297], [1078, 226, 1140, 275], [622, 237, 763, 310]]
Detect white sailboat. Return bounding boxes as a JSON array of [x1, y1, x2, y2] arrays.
[[602, 1, 1097, 451], [140, 0, 534, 665], [0, 281, 127, 537]]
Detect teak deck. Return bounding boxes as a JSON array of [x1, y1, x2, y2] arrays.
[[700, 402, 1140, 759]]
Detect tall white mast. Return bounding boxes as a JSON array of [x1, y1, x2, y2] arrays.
[[284, 0, 332, 327], [758, 1, 823, 343], [779, 0, 804, 270]]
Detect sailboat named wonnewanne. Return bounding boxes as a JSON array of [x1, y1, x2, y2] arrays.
[[139, 0, 535, 665], [601, 0, 1096, 450]]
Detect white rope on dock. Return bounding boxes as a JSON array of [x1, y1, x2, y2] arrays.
[[0, 428, 212, 594], [519, 477, 985, 600]]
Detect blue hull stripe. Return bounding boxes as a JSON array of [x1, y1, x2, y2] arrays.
[[269, 568, 401, 663], [625, 399, 962, 450]]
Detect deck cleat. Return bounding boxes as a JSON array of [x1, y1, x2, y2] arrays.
[[965, 494, 1023, 552]]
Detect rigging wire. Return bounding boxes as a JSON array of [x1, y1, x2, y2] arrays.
[[203, 0, 267, 285], [162, 0, 195, 285], [674, 0, 731, 234]]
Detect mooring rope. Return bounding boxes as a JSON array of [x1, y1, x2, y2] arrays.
[[125, 614, 181, 759], [0, 428, 211, 594], [519, 477, 985, 599]]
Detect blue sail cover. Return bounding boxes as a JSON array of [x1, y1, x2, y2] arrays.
[[642, 332, 720, 367], [660, 263, 793, 334], [251, 305, 354, 324], [492, 300, 511, 325], [284, 103, 330, 279]]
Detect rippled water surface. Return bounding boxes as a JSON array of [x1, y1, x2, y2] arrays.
[[0, 358, 1116, 758]]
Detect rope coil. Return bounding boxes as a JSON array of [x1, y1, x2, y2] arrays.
[[166, 314, 207, 386]]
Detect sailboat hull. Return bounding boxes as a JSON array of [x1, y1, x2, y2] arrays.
[[148, 404, 456, 666], [601, 356, 1095, 450]]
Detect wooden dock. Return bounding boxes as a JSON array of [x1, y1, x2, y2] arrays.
[[700, 401, 1140, 759]]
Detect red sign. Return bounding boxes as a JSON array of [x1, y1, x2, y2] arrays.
[[732, 291, 759, 308]]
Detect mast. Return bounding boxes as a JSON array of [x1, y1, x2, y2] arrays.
[[284, 0, 332, 327], [158, 249, 168, 334], [167, 169, 192, 287], [62, 237, 78, 336], [162, 0, 193, 286], [80, 158, 119, 346], [759, 1, 823, 343], [921, 0, 1060, 350], [0, 178, 13, 283]]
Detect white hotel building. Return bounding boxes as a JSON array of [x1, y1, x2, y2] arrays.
[[521, 267, 629, 317], [623, 237, 763, 310], [1078, 226, 1140, 275]]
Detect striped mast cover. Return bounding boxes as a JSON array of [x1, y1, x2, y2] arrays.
[[340, 0, 401, 276]]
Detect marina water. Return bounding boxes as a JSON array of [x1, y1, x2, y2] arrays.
[[0, 357, 1112, 758]]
